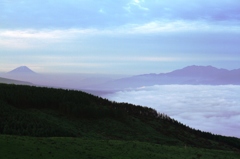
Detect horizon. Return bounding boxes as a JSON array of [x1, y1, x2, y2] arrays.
[[1, 0, 240, 74], [1, 64, 240, 75]]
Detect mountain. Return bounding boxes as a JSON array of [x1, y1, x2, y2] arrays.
[[0, 77, 32, 85], [8, 66, 36, 74], [167, 65, 229, 77], [0, 83, 240, 152], [86, 65, 240, 90]]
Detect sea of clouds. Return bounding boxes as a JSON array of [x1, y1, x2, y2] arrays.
[[103, 85, 240, 138]]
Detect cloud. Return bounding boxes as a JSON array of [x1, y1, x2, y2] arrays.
[[1, 19, 240, 74], [1, 19, 240, 49], [0, 29, 98, 40], [104, 85, 240, 138], [1, 0, 240, 29], [125, 0, 149, 12], [0, 28, 98, 49], [145, 0, 240, 22]]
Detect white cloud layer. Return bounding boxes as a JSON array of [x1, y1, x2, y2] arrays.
[[103, 85, 240, 138], [1, 0, 240, 29]]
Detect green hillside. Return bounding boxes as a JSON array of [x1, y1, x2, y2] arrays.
[[0, 83, 240, 158], [1, 135, 239, 159]]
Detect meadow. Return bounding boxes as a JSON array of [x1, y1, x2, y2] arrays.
[[1, 135, 239, 159]]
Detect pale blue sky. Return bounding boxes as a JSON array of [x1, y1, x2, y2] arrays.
[[1, 0, 240, 74]]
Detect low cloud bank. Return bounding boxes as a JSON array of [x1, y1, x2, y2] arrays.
[[103, 85, 240, 138]]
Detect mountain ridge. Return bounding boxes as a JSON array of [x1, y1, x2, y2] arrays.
[[85, 65, 240, 90], [138, 65, 230, 77], [166, 65, 229, 77], [0, 76, 32, 85]]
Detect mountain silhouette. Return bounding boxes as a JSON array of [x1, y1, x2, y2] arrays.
[[86, 65, 240, 90], [167, 65, 229, 77], [8, 66, 36, 74]]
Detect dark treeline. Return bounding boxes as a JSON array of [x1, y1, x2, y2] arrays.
[[0, 83, 240, 150], [0, 84, 163, 120], [0, 84, 120, 119], [0, 100, 75, 137]]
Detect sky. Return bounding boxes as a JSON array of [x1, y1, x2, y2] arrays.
[[1, 0, 240, 74], [104, 85, 240, 138]]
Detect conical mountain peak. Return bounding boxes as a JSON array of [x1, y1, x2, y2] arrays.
[[8, 66, 36, 74]]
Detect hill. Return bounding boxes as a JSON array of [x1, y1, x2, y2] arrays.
[[86, 65, 240, 90], [1, 84, 240, 147], [0, 77, 32, 85], [0, 84, 240, 158]]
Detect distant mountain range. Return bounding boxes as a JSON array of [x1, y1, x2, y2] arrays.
[[2, 65, 240, 92], [86, 65, 240, 90]]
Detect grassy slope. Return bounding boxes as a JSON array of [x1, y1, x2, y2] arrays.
[[0, 84, 240, 158], [1, 135, 239, 159], [0, 100, 182, 144]]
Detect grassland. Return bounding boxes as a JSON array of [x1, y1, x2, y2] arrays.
[[1, 135, 239, 159]]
